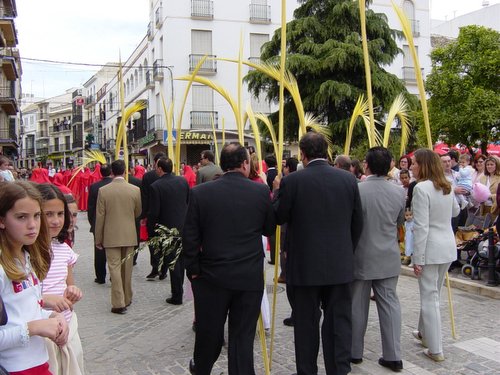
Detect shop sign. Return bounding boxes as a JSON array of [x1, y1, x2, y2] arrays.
[[180, 132, 213, 141], [138, 132, 157, 147]]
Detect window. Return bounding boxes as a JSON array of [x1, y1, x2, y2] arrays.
[[191, 85, 216, 128], [402, 45, 419, 82], [249, 33, 269, 66], [403, 0, 419, 37]]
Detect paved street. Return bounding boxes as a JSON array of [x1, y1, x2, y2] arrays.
[[71, 212, 500, 375]]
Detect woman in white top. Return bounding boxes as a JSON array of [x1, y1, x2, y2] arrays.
[[410, 149, 460, 362]]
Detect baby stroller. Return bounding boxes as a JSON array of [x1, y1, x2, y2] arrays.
[[460, 229, 499, 279], [455, 211, 493, 275]]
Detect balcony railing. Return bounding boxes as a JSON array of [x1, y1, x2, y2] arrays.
[[147, 22, 154, 40], [189, 54, 217, 74], [49, 145, 60, 153], [106, 138, 116, 150], [37, 147, 48, 156], [250, 3, 271, 23], [85, 95, 94, 107], [0, 129, 16, 140], [83, 119, 95, 131], [147, 114, 164, 134], [36, 130, 49, 138], [50, 122, 71, 133], [0, 83, 14, 100], [402, 66, 424, 83], [409, 19, 420, 37], [26, 147, 35, 157], [190, 111, 218, 129], [155, 6, 163, 27], [191, 0, 214, 19], [153, 59, 164, 81], [145, 70, 155, 89]]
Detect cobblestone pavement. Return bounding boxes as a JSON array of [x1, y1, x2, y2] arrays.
[[71, 212, 500, 375]]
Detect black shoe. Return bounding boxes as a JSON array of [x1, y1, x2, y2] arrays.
[[350, 358, 363, 364], [111, 307, 127, 314], [94, 278, 105, 284], [166, 297, 182, 305], [133, 261, 137, 266], [268, 261, 275, 265], [159, 272, 167, 280], [146, 271, 159, 280], [283, 317, 294, 327], [378, 358, 403, 372], [189, 358, 196, 374]]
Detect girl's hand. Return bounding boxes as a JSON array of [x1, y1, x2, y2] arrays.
[[413, 264, 423, 277], [64, 285, 83, 304], [51, 313, 69, 346], [28, 318, 60, 341], [42, 294, 73, 312]]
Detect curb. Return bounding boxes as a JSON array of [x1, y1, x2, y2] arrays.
[[400, 265, 500, 300]]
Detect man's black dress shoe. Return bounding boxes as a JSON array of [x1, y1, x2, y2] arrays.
[[111, 307, 127, 314], [283, 317, 294, 327], [378, 358, 403, 372], [350, 358, 363, 364], [189, 358, 196, 374], [159, 272, 167, 280], [146, 271, 158, 280], [94, 278, 105, 284], [166, 297, 182, 305]]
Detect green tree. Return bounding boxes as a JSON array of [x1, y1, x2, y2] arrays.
[[425, 25, 500, 153], [245, 0, 414, 145]]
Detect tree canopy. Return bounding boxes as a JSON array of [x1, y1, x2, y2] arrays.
[[425, 25, 500, 152], [245, 0, 414, 144]]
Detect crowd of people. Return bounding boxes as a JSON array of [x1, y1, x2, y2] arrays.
[[0, 138, 499, 375]]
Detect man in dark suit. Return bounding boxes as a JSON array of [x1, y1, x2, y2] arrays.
[[148, 157, 189, 304], [88, 164, 113, 284], [128, 166, 142, 266], [183, 143, 276, 375], [140, 152, 165, 279], [264, 155, 278, 265], [273, 132, 363, 375]]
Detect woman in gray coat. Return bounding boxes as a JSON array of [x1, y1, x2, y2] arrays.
[[410, 149, 460, 362]]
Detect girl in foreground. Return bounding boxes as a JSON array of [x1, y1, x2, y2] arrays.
[[36, 184, 84, 375], [0, 181, 68, 375]]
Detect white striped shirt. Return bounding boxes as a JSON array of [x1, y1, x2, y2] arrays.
[[42, 240, 78, 322]]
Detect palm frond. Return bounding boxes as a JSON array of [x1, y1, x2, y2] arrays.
[[246, 103, 263, 168], [383, 93, 409, 147], [345, 95, 369, 154], [68, 150, 106, 186], [255, 113, 278, 155], [305, 116, 335, 160]]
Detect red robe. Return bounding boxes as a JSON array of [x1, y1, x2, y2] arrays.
[[134, 164, 146, 179]]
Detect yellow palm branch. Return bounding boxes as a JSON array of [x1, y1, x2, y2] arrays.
[[383, 93, 411, 156], [210, 113, 220, 165], [345, 95, 369, 154], [67, 150, 107, 186], [115, 100, 148, 161], [391, 0, 432, 149], [255, 113, 278, 155], [177, 75, 242, 143], [246, 103, 263, 169], [160, 92, 175, 170]]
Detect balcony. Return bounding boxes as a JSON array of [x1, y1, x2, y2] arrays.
[[191, 0, 214, 19], [153, 59, 164, 81], [49, 145, 60, 153], [1, 55, 18, 80], [250, 3, 271, 24], [190, 111, 218, 129], [50, 122, 71, 134], [85, 95, 94, 108], [147, 22, 154, 41], [106, 138, 115, 151], [0, 129, 16, 141], [145, 70, 155, 89], [155, 6, 163, 27], [26, 147, 35, 157], [38, 113, 49, 122], [36, 130, 49, 138], [72, 138, 83, 150], [37, 147, 48, 156], [0, 16, 18, 47], [0, 83, 17, 115], [83, 119, 95, 132], [402, 66, 424, 83], [147, 114, 164, 134], [409, 19, 420, 38], [189, 54, 217, 74], [247, 56, 261, 71]]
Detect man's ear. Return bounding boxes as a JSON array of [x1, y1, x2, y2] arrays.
[[0, 217, 5, 229]]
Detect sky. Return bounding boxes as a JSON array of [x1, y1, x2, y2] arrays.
[[15, 0, 499, 100]]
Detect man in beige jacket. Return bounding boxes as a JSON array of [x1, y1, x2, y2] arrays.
[[95, 159, 142, 314]]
